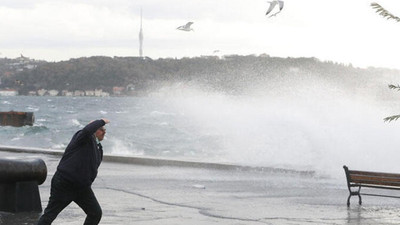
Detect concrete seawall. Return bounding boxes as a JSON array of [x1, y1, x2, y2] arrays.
[[0, 145, 314, 175]]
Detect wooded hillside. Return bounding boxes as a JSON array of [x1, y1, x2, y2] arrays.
[[1, 55, 398, 96]]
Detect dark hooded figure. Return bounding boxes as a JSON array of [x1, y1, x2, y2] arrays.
[[37, 118, 110, 225]]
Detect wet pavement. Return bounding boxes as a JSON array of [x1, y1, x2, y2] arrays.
[[1, 150, 400, 225]]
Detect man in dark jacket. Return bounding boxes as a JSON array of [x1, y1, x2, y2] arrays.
[[37, 118, 110, 225]]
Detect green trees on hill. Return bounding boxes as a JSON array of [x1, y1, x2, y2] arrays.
[[1, 54, 399, 97]]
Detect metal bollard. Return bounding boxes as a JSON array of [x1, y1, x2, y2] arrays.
[[0, 158, 47, 212]]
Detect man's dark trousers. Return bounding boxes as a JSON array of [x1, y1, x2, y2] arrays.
[[37, 172, 102, 225]]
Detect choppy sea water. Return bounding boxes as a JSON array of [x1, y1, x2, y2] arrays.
[[2, 89, 400, 178], [0, 96, 221, 159]]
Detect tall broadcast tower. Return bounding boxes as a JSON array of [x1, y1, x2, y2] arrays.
[[139, 8, 143, 58]]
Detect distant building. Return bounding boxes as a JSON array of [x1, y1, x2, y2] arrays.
[[85, 90, 95, 96], [74, 90, 85, 96], [102, 92, 110, 97], [61, 90, 73, 96], [37, 89, 47, 96], [48, 90, 59, 96], [0, 89, 18, 96], [126, 84, 136, 95], [94, 89, 110, 97], [113, 86, 125, 95], [24, 64, 36, 70], [28, 91, 37, 96], [126, 84, 135, 91]]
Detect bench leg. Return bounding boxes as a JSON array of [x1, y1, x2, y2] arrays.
[[347, 187, 362, 206], [357, 186, 362, 205], [347, 194, 351, 207]]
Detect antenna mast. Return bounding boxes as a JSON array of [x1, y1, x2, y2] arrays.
[[139, 8, 143, 58]]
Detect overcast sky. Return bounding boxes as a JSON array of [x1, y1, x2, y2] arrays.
[[0, 0, 400, 69]]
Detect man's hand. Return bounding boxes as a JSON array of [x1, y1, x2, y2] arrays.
[[101, 118, 110, 124]]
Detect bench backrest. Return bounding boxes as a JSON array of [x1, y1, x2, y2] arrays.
[[343, 165, 400, 187]]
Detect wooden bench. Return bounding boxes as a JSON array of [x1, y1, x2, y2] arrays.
[[343, 165, 400, 206]]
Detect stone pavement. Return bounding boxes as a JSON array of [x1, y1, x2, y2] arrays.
[[1, 150, 400, 225]]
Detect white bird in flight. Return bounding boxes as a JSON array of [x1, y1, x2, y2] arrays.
[[177, 22, 194, 31], [266, 0, 284, 17]]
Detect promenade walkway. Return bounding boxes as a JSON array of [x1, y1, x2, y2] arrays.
[[1, 148, 399, 225]]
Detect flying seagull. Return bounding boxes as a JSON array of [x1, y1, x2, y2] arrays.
[[266, 0, 284, 17], [177, 22, 194, 31]]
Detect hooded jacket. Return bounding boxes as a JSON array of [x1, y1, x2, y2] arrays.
[[57, 119, 105, 187]]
